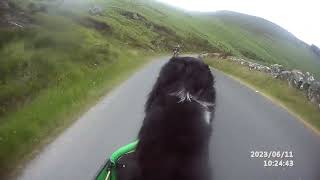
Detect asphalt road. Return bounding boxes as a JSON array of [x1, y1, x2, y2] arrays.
[[17, 57, 320, 180]]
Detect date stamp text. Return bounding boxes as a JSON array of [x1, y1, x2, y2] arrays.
[[250, 151, 294, 167]]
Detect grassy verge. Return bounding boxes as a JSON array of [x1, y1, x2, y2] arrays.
[[205, 58, 320, 133], [0, 49, 155, 176]]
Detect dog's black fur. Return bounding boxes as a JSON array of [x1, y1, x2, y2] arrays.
[[134, 57, 216, 180]]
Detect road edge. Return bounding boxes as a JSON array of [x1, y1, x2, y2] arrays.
[[7, 55, 165, 180], [210, 67, 320, 137]]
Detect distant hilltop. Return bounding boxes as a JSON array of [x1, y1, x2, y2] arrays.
[[310, 44, 320, 57]]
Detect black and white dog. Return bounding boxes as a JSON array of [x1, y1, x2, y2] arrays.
[[135, 56, 216, 180]]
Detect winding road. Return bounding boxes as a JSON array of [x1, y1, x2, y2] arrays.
[[17, 56, 320, 180]]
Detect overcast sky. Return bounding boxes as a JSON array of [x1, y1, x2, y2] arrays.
[[157, 0, 320, 47]]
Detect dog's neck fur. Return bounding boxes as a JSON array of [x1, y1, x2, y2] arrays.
[[169, 89, 215, 110], [169, 88, 215, 124]]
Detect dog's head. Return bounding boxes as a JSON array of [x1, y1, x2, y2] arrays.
[[146, 56, 216, 114]]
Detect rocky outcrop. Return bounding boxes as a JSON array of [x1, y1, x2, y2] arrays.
[[308, 81, 320, 109], [0, 0, 10, 10], [288, 70, 305, 88], [211, 55, 320, 110], [28, 2, 48, 14], [89, 5, 103, 16], [278, 71, 292, 81], [249, 62, 271, 73], [119, 10, 147, 21], [270, 64, 284, 77], [198, 52, 222, 59], [0, 0, 30, 28], [0, 0, 11, 26]]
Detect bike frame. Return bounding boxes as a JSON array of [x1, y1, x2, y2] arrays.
[[95, 141, 138, 180]]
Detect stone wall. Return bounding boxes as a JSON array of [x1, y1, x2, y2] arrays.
[[211, 55, 320, 110], [0, 0, 30, 28]]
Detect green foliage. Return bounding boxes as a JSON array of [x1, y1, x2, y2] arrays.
[[0, 50, 150, 174]]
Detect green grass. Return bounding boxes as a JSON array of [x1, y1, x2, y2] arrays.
[[0, 49, 153, 175], [205, 58, 320, 132], [0, 3, 159, 175]]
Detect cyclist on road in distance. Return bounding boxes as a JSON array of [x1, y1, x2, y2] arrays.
[[172, 44, 181, 57]]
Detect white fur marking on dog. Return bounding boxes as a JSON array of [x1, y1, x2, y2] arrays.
[[204, 110, 211, 124], [186, 93, 192, 102], [169, 89, 215, 111]]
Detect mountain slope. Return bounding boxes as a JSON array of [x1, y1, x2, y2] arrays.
[[3, 0, 320, 75], [96, 0, 320, 74], [211, 11, 320, 69]]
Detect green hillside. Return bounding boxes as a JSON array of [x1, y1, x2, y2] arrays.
[[1, 0, 320, 176], [211, 11, 320, 70], [107, 0, 320, 72]]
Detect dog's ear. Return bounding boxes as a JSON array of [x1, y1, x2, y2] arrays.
[[183, 61, 214, 95], [145, 60, 186, 112]]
